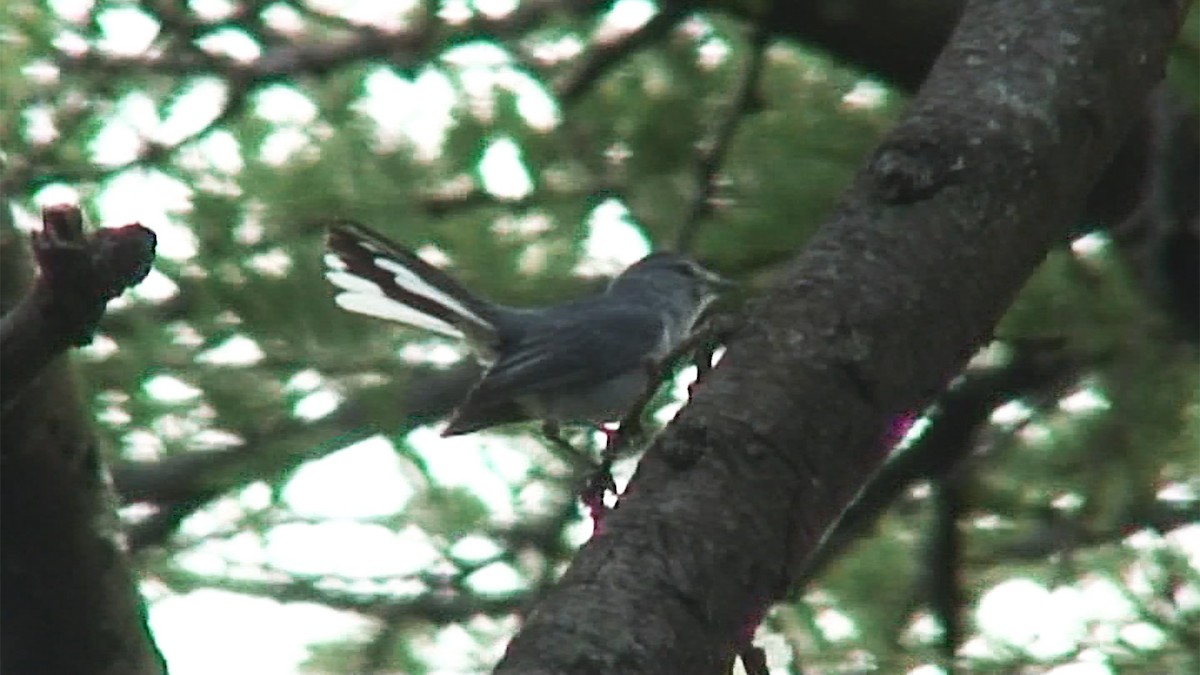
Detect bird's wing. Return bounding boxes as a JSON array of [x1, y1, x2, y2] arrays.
[[446, 304, 668, 426]]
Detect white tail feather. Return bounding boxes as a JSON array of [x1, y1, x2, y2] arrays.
[[325, 270, 379, 294], [323, 247, 496, 339], [333, 292, 465, 339], [372, 257, 491, 332]]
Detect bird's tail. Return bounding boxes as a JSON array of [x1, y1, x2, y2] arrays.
[[324, 222, 498, 346]]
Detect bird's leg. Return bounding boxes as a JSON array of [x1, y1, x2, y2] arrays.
[[540, 421, 594, 474], [541, 420, 566, 446], [593, 359, 661, 485], [580, 424, 619, 526], [581, 356, 671, 526], [580, 316, 741, 524], [683, 312, 740, 397], [686, 340, 719, 399], [598, 323, 730, 476], [542, 421, 617, 527]]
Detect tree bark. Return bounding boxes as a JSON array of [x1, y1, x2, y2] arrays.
[[1, 206, 165, 675], [1, 206, 156, 412], [495, 0, 1187, 672]]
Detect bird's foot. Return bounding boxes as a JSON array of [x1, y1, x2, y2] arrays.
[[580, 457, 617, 528]]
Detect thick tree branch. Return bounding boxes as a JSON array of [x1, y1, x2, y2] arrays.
[[1, 206, 164, 674], [717, 0, 963, 92], [494, 1, 1185, 672], [0, 205, 156, 414]]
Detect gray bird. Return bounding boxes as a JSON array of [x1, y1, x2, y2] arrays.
[[324, 222, 732, 436]]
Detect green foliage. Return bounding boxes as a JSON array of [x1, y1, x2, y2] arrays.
[[406, 485, 492, 538], [819, 514, 922, 665], [1168, 5, 1200, 102]]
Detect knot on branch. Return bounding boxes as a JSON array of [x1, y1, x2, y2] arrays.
[[34, 204, 157, 345], [867, 134, 966, 204]]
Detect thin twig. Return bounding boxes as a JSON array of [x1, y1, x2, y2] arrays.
[[554, 5, 689, 105], [415, 3, 678, 218], [674, 20, 771, 253], [157, 565, 527, 620], [11, 84, 249, 194]]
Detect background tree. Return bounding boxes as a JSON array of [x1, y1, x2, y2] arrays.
[[1, 0, 1196, 673]]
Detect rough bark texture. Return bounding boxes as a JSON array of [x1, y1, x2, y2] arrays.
[[0, 207, 165, 675], [1, 365, 166, 675], [495, 0, 1185, 672]]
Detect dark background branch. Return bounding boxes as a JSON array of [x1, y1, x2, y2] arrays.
[[795, 343, 1079, 586], [927, 476, 965, 671], [674, 17, 770, 253]]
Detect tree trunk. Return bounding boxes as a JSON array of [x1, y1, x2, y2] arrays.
[[495, 0, 1187, 672], [1, 209, 165, 675]]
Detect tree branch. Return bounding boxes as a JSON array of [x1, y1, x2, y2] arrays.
[[17, 1, 602, 197], [0, 205, 156, 415], [714, 0, 1196, 341], [553, 4, 690, 105], [927, 477, 965, 671], [1, 205, 164, 674], [975, 499, 1200, 563], [116, 372, 441, 551], [158, 567, 528, 621], [674, 17, 770, 253], [493, 1, 1185, 671], [722, 0, 963, 92]]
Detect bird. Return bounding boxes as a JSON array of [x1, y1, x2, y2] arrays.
[[323, 221, 733, 437]]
